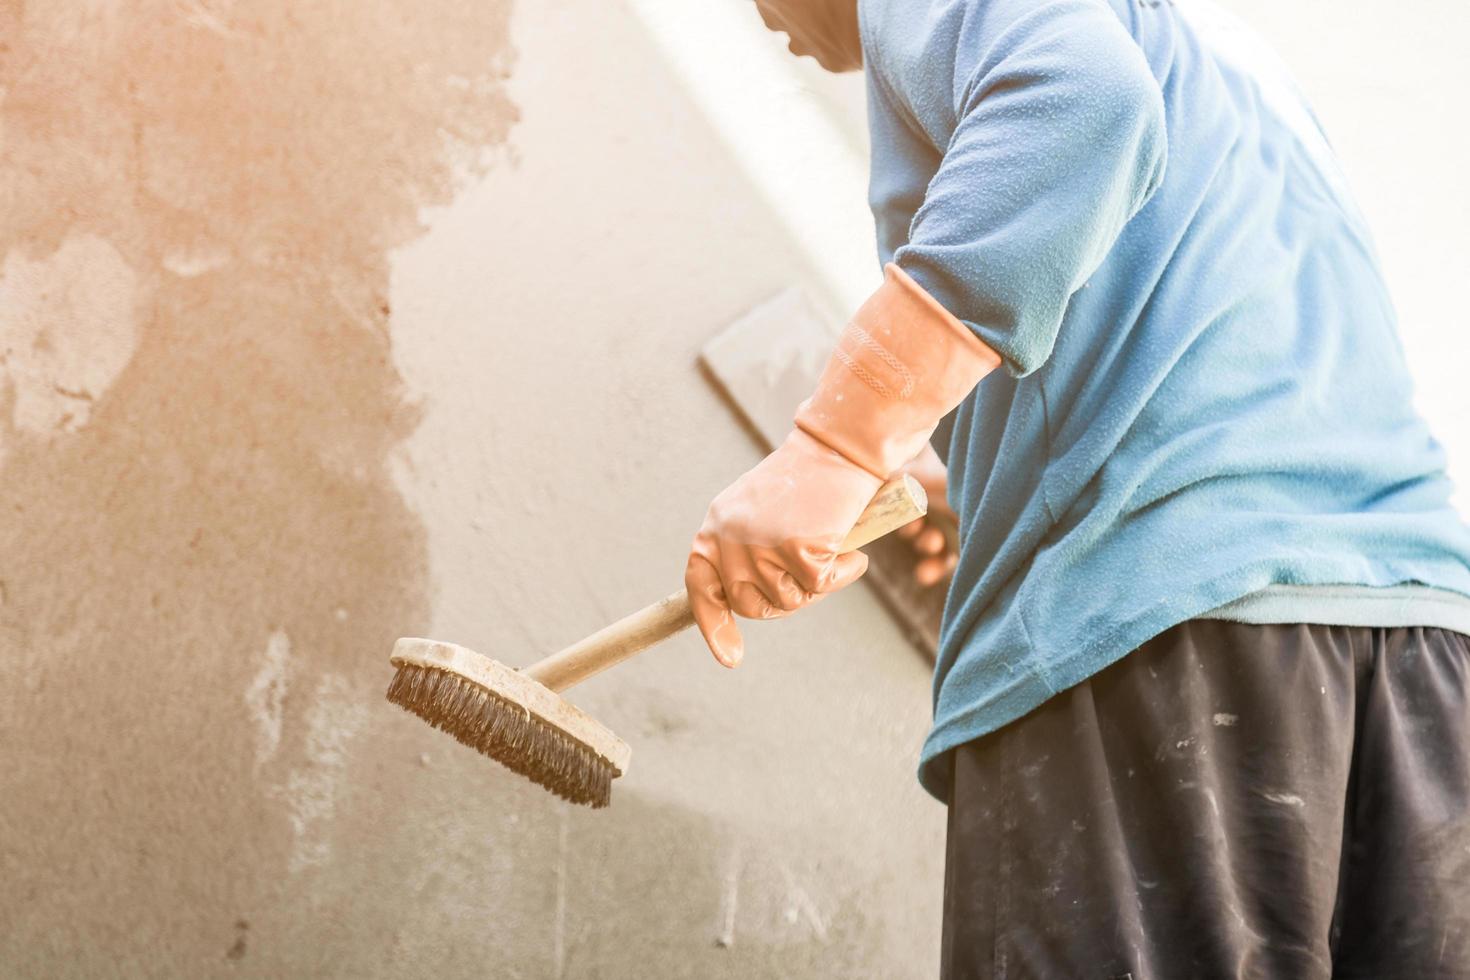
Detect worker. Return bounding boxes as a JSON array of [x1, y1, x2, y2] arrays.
[[684, 0, 1470, 976]]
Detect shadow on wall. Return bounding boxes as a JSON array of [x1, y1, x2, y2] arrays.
[[0, 0, 514, 961]]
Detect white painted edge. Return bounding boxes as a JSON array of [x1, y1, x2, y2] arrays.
[[623, 0, 878, 315]]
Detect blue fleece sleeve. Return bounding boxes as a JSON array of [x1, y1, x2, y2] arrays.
[[866, 66, 941, 268], [894, 2, 1168, 376]]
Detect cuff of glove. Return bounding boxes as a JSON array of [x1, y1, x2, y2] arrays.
[[795, 263, 1000, 480]]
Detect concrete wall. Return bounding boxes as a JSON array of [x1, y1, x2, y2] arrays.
[[0, 1, 941, 977], [1, 1, 1465, 978]]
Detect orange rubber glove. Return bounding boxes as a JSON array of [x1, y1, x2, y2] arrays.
[[686, 428, 881, 666], [687, 263, 1001, 666]]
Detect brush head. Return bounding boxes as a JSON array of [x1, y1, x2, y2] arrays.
[[386, 638, 630, 808]]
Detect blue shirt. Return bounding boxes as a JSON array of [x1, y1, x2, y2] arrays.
[[858, 0, 1470, 800]]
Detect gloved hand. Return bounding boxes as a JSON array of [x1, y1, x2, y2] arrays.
[[686, 428, 881, 667], [687, 263, 1000, 667]]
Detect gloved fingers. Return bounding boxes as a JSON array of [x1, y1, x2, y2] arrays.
[[915, 551, 957, 587], [820, 550, 869, 593], [895, 517, 925, 540], [728, 550, 863, 619], [779, 540, 840, 594], [752, 556, 812, 613], [728, 580, 793, 621], [685, 552, 745, 668], [914, 524, 946, 556], [711, 549, 788, 620]]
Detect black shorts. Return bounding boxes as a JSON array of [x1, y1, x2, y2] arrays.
[[942, 620, 1470, 980]]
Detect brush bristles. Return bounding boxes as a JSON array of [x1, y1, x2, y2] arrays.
[[386, 663, 614, 808]]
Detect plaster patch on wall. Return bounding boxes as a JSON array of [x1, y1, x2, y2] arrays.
[[161, 241, 231, 279], [0, 233, 139, 440], [779, 864, 831, 943], [281, 673, 368, 873], [0, 0, 517, 966], [715, 844, 743, 949], [245, 629, 293, 772]]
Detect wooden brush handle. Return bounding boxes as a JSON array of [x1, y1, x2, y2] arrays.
[[524, 474, 927, 693]]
